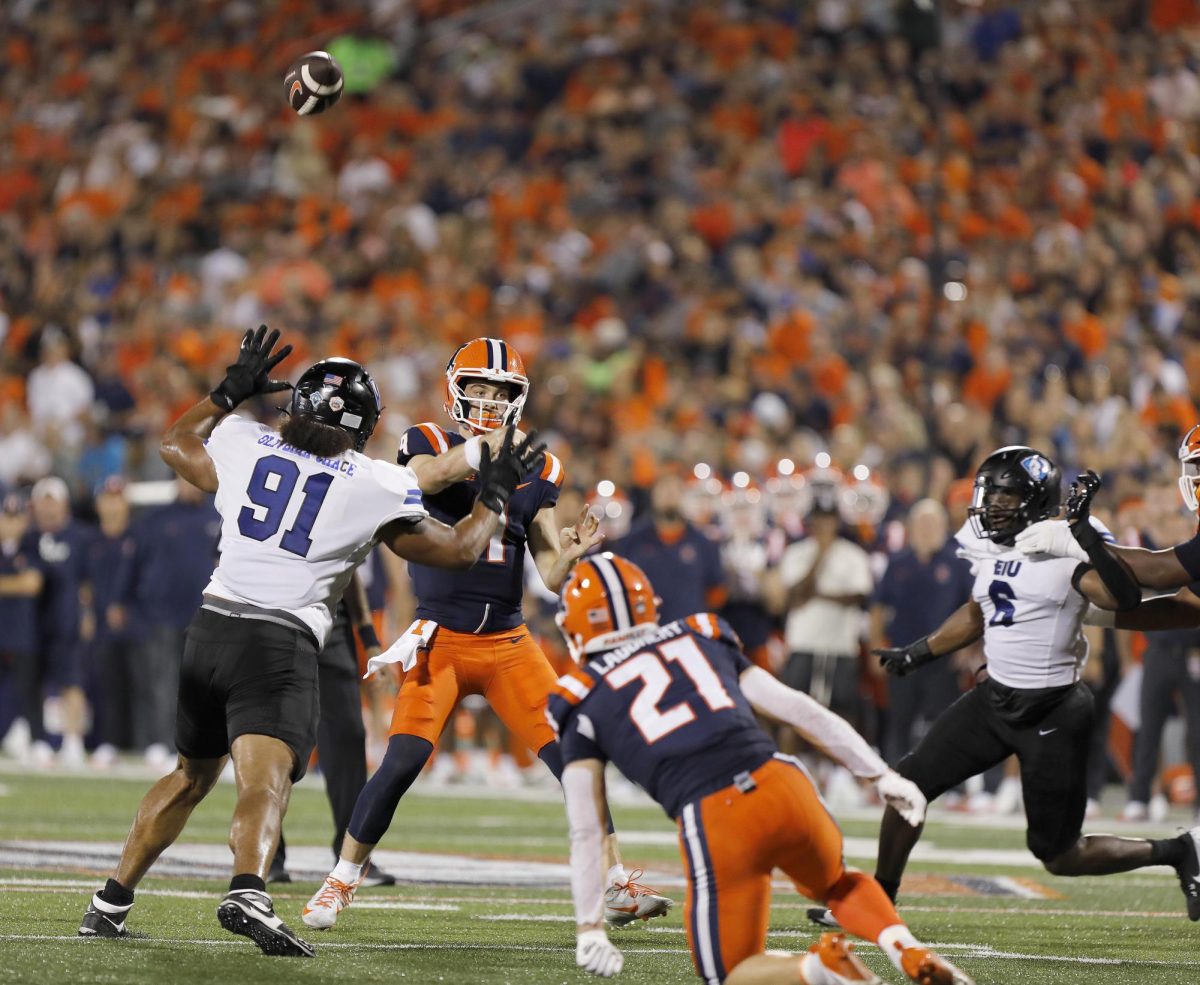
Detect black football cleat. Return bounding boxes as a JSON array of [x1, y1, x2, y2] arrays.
[[217, 889, 315, 957], [79, 895, 132, 938], [1177, 826, 1200, 921], [807, 906, 842, 929], [266, 855, 292, 885], [359, 860, 397, 888]]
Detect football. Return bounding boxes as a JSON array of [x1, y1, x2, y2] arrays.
[[284, 50, 344, 116]]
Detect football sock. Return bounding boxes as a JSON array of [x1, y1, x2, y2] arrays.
[[875, 875, 901, 903], [1150, 836, 1188, 867], [332, 858, 364, 884], [348, 734, 434, 844], [825, 869, 901, 943], [229, 874, 267, 893], [877, 924, 923, 976], [98, 878, 134, 908]]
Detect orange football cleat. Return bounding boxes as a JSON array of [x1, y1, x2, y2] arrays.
[[900, 946, 976, 985], [804, 932, 882, 984]]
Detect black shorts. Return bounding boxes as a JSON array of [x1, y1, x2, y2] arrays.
[[896, 678, 1094, 862], [175, 608, 320, 781]]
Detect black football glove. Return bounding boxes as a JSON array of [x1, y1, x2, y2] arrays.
[[875, 637, 937, 677], [1065, 469, 1101, 527], [476, 427, 547, 515], [210, 325, 294, 411]]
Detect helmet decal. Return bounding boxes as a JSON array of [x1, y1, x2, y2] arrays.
[[1020, 454, 1052, 482]]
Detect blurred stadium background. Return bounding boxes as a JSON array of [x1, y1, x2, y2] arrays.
[[4, 0, 1200, 981]]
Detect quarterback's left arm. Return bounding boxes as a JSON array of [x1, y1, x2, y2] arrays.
[[530, 505, 603, 593], [739, 665, 926, 825], [562, 759, 624, 977]]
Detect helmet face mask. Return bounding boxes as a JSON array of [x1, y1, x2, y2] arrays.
[[1179, 424, 1200, 514], [289, 357, 382, 452], [444, 338, 529, 435], [968, 446, 1062, 546]]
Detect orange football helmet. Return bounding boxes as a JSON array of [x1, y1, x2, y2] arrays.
[[444, 337, 530, 434], [1179, 424, 1200, 513], [557, 552, 660, 660]]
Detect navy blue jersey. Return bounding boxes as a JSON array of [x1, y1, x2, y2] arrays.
[[34, 520, 93, 641], [397, 422, 563, 634], [613, 520, 725, 622], [548, 614, 777, 818], [85, 529, 137, 642], [129, 500, 221, 632], [873, 543, 974, 645], [0, 538, 42, 654]]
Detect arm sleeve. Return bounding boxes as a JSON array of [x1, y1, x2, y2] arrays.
[[740, 665, 888, 779], [562, 761, 607, 927]]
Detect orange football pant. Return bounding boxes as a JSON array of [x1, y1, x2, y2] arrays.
[[678, 755, 900, 984], [388, 624, 558, 754]]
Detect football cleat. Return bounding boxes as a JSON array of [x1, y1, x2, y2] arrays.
[[803, 932, 882, 984], [1177, 825, 1200, 921], [807, 906, 842, 929], [604, 869, 673, 928], [900, 946, 975, 985], [266, 855, 292, 885], [78, 895, 131, 938], [359, 860, 397, 888], [302, 875, 359, 929], [217, 888, 314, 956]]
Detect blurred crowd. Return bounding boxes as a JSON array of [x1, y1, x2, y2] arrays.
[[2, 0, 1200, 815]]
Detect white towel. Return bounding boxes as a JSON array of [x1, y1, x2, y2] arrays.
[[364, 619, 437, 677]]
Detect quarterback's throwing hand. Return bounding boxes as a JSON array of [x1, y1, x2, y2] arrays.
[[576, 929, 623, 978], [211, 325, 294, 411], [561, 507, 604, 562], [876, 770, 927, 827]]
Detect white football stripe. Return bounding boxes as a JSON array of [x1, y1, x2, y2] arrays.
[[301, 62, 343, 97]]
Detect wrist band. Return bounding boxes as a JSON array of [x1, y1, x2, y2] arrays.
[[463, 435, 482, 471], [357, 623, 381, 650]]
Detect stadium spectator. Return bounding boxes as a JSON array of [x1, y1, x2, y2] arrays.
[[123, 479, 220, 766], [0, 494, 43, 761], [777, 490, 873, 732], [82, 477, 136, 767], [612, 469, 725, 622], [871, 499, 973, 766], [29, 476, 92, 768]]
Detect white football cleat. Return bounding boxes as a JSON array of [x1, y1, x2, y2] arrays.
[[302, 875, 359, 929], [604, 869, 672, 928]]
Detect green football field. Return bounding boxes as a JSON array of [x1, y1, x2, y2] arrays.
[[0, 766, 1197, 984]]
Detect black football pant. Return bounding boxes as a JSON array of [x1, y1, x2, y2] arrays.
[[276, 610, 367, 866]]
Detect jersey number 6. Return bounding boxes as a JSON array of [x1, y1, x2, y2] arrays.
[[988, 579, 1017, 627], [239, 454, 334, 558], [606, 636, 735, 744]]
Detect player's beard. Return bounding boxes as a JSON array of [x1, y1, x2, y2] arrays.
[[280, 415, 356, 457]]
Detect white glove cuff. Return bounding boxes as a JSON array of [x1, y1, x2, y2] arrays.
[[463, 435, 483, 471]]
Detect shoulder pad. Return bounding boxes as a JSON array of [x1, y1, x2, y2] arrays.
[[539, 452, 565, 487], [684, 612, 743, 649], [400, 422, 452, 459], [545, 666, 596, 737], [368, 458, 424, 501]]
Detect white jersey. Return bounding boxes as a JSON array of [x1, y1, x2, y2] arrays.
[[954, 518, 1113, 689], [202, 415, 427, 646]]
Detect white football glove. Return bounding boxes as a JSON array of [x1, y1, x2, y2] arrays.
[[577, 929, 623, 977], [875, 770, 927, 827], [1013, 520, 1088, 561]]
